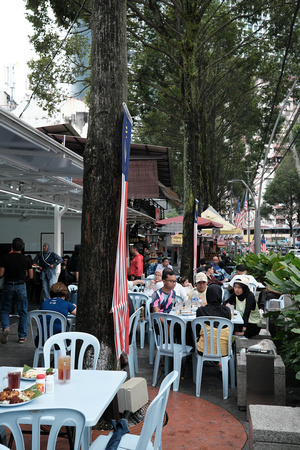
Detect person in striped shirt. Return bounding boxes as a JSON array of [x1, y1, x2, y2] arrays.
[[151, 268, 176, 313]]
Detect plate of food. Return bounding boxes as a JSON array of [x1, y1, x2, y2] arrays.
[[0, 384, 42, 406], [21, 364, 55, 381]]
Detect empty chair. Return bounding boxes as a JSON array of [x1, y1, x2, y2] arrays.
[[128, 307, 143, 378], [89, 370, 178, 450], [0, 408, 85, 450], [68, 284, 78, 305], [128, 293, 149, 348], [43, 331, 100, 370], [191, 316, 235, 399], [249, 283, 257, 296], [266, 294, 285, 310], [152, 313, 193, 391], [28, 310, 67, 367]]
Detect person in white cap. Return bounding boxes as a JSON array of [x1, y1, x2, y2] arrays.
[[187, 272, 208, 304], [226, 275, 261, 338]]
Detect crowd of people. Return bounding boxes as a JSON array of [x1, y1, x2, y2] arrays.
[[0, 237, 80, 345]]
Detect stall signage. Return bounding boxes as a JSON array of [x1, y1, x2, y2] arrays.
[[171, 234, 183, 245]]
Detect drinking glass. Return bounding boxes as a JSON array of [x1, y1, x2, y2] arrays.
[[58, 355, 71, 383], [3, 371, 21, 389]]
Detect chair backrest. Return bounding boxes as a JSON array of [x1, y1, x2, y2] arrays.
[[151, 313, 189, 355], [129, 307, 143, 347], [128, 293, 148, 310], [0, 408, 85, 450], [249, 283, 257, 295], [137, 370, 178, 450], [175, 295, 183, 303], [28, 310, 67, 349], [191, 316, 234, 358], [68, 284, 78, 292], [145, 299, 153, 331], [43, 332, 100, 370]]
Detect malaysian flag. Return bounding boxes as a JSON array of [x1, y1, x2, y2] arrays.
[[241, 192, 248, 229], [250, 237, 255, 253], [235, 198, 243, 230], [193, 199, 199, 282], [261, 231, 267, 253], [111, 103, 132, 358]]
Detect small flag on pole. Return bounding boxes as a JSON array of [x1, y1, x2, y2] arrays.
[[261, 231, 267, 253], [193, 199, 199, 281], [235, 198, 243, 230], [241, 193, 248, 229], [250, 237, 255, 253], [111, 103, 132, 358]]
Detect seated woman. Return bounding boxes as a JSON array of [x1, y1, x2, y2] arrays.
[[196, 284, 231, 356], [227, 275, 261, 338], [35, 282, 76, 346]]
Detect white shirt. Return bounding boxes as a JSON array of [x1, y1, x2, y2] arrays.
[[156, 263, 173, 271], [174, 283, 187, 299]]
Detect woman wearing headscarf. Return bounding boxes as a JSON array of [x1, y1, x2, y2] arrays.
[[33, 243, 63, 301], [196, 284, 231, 356], [226, 275, 261, 338]]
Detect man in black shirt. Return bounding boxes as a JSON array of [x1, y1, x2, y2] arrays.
[[0, 237, 33, 344]]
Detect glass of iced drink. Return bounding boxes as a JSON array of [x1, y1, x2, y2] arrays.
[[58, 355, 71, 383]]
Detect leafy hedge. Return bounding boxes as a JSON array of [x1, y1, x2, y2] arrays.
[[238, 251, 300, 380]]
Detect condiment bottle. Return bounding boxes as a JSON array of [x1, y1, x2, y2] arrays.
[[36, 373, 45, 393], [45, 375, 54, 394]]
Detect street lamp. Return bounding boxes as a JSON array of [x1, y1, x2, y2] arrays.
[[228, 179, 260, 255]]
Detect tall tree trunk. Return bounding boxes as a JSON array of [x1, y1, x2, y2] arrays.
[[77, 0, 127, 370]]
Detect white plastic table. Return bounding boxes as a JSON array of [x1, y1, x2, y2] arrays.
[[0, 366, 127, 449]]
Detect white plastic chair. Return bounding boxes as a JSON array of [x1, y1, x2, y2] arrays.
[[266, 294, 285, 310], [89, 370, 178, 450], [152, 313, 193, 391], [191, 316, 235, 399], [128, 293, 149, 348], [43, 331, 100, 370], [249, 282, 257, 295], [146, 298, 155, 365], [28, 310, 67, 367], [0, 408, 85, 450], [128, 307, 143, 378]]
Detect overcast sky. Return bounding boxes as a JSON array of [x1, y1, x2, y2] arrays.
[[0, 0, 34, 102]]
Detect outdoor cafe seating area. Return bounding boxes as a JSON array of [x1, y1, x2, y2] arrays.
[[0, 265, 294, 450]]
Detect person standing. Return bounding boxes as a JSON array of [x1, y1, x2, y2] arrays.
[[129, 245, 144, 280], [33, 243, 63, 301], [0, 237, 33, 344]]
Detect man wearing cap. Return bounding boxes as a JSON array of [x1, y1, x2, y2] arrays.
[[187, 272, 208, 304]]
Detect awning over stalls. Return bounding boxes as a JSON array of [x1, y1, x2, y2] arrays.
[[155, 215, 223, 234], [201, 206, 242, 235], [0, 107, 83, 214]]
